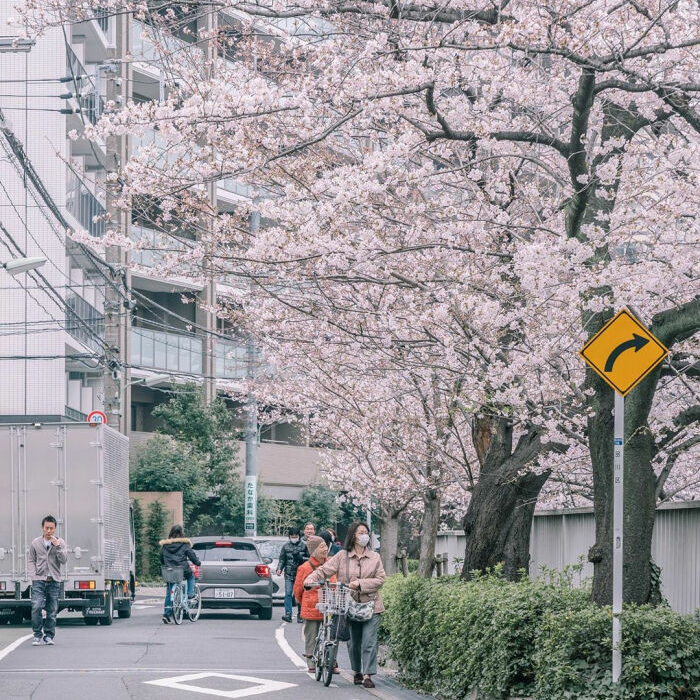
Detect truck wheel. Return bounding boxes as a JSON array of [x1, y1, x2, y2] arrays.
[[100, 591, 114, 626], [11, 611, 26, 626], [257, 607, 273, 620], [118, 600, 132, 619], [85, 618, 98, 626]]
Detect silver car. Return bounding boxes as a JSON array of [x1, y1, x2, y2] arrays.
[[253, 537, 287, 603], [191, 537, 273, 619]]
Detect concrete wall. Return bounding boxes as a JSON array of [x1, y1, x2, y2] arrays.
[[130, 431, 325, 499], [130, 490, 184, 578], [130, 490, 184, 531], [435, 501, 700, 615]]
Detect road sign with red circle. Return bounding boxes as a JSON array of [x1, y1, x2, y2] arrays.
[[86, 410, 107, 426]]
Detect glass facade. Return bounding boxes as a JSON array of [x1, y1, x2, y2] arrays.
[[131, 326, 203, 375]]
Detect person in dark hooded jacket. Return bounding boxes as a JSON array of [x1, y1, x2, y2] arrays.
[[160, 525, 201, 623]]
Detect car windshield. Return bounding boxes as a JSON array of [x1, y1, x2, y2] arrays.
[[194, 542, 259, 562], [256, 540, 284, 560]]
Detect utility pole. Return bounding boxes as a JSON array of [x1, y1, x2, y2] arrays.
[[244, 212, 260, 538], [103, 12, 132, 433], [201, 8, 218, 404]]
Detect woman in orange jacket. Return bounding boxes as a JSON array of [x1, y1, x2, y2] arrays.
[[293, 535, 339, 674]]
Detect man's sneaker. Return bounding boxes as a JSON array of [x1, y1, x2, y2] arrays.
[[162, 614, 171, 624], [296, 616, 303, 623], [43, 637, 55, 646], [281, 614, 292, 623], [31, 636, 43, 646]]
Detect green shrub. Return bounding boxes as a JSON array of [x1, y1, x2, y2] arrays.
[[381, 572, 699, 700], [536, 604, 700, 700]]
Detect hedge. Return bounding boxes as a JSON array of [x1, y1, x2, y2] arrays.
[[380, 572, 699, 700]]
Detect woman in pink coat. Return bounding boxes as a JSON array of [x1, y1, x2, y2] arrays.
[[304, 522, 386, 689]]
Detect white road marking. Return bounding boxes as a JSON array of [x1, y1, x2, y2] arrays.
[[144, 672, 296, 698], [0, 634, 33, 663], [273, 624, 306, 670], [0, 668, 306, 675]]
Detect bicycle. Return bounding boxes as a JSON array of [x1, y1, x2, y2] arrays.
[[308, 581, 351, 687], [162, 566, 202, 624]]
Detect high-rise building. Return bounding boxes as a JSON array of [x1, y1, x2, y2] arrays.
[[0, 5, 321, 501]]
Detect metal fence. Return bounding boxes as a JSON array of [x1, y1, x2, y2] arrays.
[[435, 501, 700, 615]]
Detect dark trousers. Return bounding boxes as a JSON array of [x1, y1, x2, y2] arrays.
[[347, 613, 381, 675], [31, 580, 60, 639]]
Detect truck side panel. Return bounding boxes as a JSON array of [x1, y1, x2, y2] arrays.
[[102, 427, 131, 582]]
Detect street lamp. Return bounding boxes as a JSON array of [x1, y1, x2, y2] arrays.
[[2, 256, 47, 275], [129, 373, 170, 388], [114, 373, 170, 422]]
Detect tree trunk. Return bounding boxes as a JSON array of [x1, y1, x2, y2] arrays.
[[379, 509, 400, 576], [461, 416, 549, 581], [418, 488, 440, 577], [502, 471, 551, 580]]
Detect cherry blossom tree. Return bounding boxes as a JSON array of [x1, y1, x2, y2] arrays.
[[17, 0, 699, 599]]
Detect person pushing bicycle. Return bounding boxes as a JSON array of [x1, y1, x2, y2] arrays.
[[160, 524, 201, 624], [294, 535, 341, 675]]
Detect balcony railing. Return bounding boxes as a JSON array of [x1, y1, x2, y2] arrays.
[[66, 292, 104, 352], [216, 339, 249, 379], [131, 326, 203, 375], [132, 20, 192, 64], [65, 44, 104, 125], [131, 225, 195, 271], [66, 171, 105, 238], [65, 405, 88, 422]]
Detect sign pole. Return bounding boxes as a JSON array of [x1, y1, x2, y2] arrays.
[[612, 391, 624, 682]]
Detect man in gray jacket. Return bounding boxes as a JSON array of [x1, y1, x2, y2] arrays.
[[28, 515, 68, 645]]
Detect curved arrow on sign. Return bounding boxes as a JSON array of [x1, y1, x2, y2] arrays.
[[604, 334, 649, 372]]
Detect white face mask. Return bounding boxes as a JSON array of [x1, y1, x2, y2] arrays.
[[356, 534, 370, 547], [290, 537, 299, 544]]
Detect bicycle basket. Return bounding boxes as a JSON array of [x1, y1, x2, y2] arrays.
[[161, 566, 184, 583], [316, 584, 351, 615]]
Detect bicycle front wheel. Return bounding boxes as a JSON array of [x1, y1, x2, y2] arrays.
[[322, 644, 337, 687], [172, 585, 184, 625], [187, 585, 202, 622], [312, 636, 323, 681]]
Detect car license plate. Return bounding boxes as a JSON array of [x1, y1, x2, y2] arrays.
[[214, 588, 235, 599]]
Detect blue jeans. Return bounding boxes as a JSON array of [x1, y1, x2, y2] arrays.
[[283, 578, 301, 618], [31, 580, 60, 639], [164, 572, 195, 616]]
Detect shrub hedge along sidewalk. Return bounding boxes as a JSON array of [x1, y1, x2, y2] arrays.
[[379, 572, 699, 700]]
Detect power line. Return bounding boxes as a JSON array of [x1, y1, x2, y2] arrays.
[[0, 221, 108, 351]]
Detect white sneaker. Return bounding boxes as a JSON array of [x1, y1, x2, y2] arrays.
[[43, 636, 55, 645], [31, 636, 43, 646]]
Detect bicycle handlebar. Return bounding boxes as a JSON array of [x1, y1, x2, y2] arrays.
[[304, 580, 352, 590]]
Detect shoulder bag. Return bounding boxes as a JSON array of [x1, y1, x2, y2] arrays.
[[345, 552, 375, 622]]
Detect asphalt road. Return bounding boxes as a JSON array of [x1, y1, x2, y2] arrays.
[[0, 591, 428, 700]]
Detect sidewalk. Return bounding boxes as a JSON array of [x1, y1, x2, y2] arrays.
[[284, 622, 435, 700]]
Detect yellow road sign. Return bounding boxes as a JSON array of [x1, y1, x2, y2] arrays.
[[579, 309, 668, 396]]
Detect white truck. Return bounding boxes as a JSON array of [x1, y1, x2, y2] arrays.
[[0, 422, 135, 625]]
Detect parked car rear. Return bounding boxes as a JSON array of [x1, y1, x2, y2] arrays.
[[191, 537, 273, 619], [253, 537, 287, 603]]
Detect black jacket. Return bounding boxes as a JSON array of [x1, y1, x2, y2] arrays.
[[159, 537, 201, 573], [277, 539, 309, 580]]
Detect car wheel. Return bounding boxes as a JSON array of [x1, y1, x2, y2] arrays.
[[257, 607, 273, 620]]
